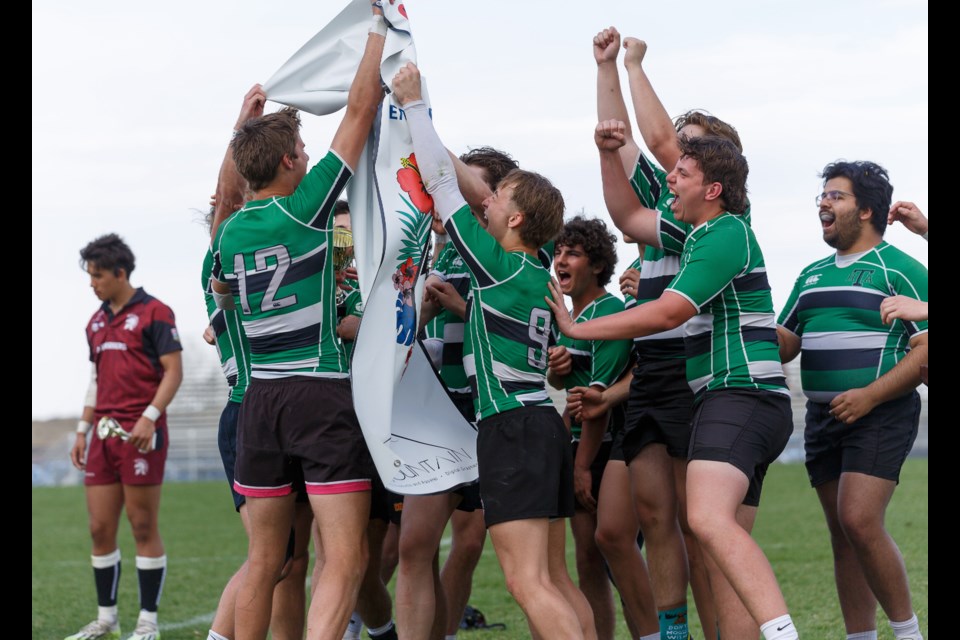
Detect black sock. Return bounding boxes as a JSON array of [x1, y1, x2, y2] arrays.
[[136, 555, 167, 612], [91, 550, 122, 607]]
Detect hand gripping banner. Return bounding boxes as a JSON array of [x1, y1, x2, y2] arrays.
[[264, 0, 479, 494]]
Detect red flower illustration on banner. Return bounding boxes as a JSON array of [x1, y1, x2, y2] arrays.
[[396, 153, 433, 215]]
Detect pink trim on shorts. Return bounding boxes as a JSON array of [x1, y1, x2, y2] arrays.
[[233, 481, 293, 498], [305, 479, 372, 495]]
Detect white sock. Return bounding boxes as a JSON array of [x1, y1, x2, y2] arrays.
[[445, 635, 457, 640], [207, 632, 230, 640], [761, 614, 799, 640], [138, 609, 158, 626], [367, 620, 395, 637], [889, 614, 922, 639], [847, 632, 878, 640], [346, 611, 363, 634], [640, 634, 660, 640], [97, 605, 118, 625]]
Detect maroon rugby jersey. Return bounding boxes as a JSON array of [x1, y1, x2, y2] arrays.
[[86, 288, 182, 422]]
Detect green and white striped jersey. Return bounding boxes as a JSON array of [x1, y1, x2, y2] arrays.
[[630, 150, 754, 360], [340, 281, 363, 363], [212, 150, 352, 379], [778, 242, 928, 403], [630, 151, 693, 359], [202, 248, 250, 403], [428, 242, 472, 394], [555, 293, 632, 438], [666, 212, 787, 400], [445, 204, 556, 421]]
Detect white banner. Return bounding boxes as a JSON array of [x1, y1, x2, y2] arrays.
[[264, 0, 479, 494]]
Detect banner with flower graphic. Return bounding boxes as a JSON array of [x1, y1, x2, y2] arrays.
[[264, 0, 479, 494]]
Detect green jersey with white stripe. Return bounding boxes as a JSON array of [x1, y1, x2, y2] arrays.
[[212, 150, 352, 379], [630, 150, 755, 361], [339, 281, 363, 362], [778, 242, 928, 403], [666, 212, 787, 400], [445, 204, 556, 421], [202, 248, 250, 402], [428, 242, 472, 394], [555, 293, 632, 438]]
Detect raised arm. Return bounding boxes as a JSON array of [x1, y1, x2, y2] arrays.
[[210, 84, 266, 243], [594, 26, 640, 177], [622, 38, 681, 172], [595, 119, 661, 246], [329, 1, 388, 170], [391, 63, 465, 222]]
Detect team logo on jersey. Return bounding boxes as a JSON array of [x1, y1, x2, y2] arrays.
[[849, 268, 874, 286], [123, 314, 140, 331], [170, 327, 181, 343], [134, 458, 149, 476], [804, 274, 822, 286], [91, 320, 106, 333]]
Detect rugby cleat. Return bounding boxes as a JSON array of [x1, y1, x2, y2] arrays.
[[127, 618, 161, 640], [64, 619, 120, 640]]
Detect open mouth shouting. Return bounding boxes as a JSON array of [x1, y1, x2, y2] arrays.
[[819, 210, 836, 233], [555, 267, 573, 292]]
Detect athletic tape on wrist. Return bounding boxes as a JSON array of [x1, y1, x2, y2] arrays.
[[142, 404, 162, 422], [370, 14, 387, 37], [76, 420, 92, 434]]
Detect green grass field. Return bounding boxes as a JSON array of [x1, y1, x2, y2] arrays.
[[33, 460, 927, 639]]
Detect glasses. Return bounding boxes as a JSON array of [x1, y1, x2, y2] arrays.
[[815, 190, 855, 207]]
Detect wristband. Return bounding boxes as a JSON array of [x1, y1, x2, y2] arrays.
[[922, 231, 928, 241], [142, 404, 162, 422], [370, 14, 387, 37], [76, 420, 92, 435]]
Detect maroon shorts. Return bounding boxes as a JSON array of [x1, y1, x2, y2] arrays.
[[234, 376, 374, 498], [85, 415, 167, 486]]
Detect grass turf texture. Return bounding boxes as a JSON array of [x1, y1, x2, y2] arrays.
[[33, 460, 927, 639]]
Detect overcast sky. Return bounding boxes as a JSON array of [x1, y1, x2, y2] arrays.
[[32, 0, 928, 420]]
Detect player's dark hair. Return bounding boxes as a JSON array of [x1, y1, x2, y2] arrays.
[[80, 233, 136, 278], [820, 160, 893, 236], [555, 215, 618, 287]]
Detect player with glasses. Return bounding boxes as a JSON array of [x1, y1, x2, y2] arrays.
[[816, 190, 855, 206]]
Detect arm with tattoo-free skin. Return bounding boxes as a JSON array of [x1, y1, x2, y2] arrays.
[[595, 120, 661, 247], [573, 407, 606, 513], [828, 333, 927, 423], [622, 37, 681, 172], [880, 295, 928, 324], [887, 200, 928, 238], [594, 26, 640, 177], [70, 405, 97, 471], [546, 345, 573, 391], [210, 84, 266, 243], [567, 367, 633, 423], [547, 278, 695, 341], [126, 351, 183, 453], [780, 323, 927, 423]]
